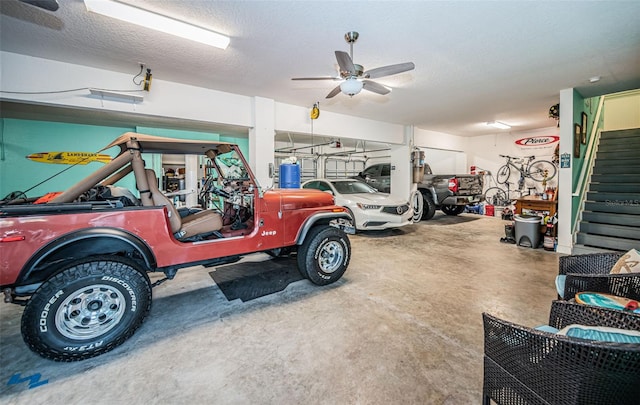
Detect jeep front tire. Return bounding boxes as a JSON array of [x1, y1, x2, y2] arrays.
[[21, 256, 152, 361], [297, 226, 350, 285]]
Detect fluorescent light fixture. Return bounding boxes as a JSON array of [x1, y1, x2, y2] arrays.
[[84, 0, 230, 50], [487, 121, 511, 130], [89, 88, 144, 103]]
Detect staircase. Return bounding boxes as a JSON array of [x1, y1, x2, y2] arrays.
[[574, 128, 640, 253]]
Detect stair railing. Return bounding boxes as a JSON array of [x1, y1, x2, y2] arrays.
[[571, 96, 605, 235]]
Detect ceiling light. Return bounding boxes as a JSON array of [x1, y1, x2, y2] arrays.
[[589, 76, 601, 83], [340, 78, 363, 96], [84, 0, 230, 50], [487, 121, 511, 130]]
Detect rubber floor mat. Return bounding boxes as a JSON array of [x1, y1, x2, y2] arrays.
[[209, 256, 303, 302]]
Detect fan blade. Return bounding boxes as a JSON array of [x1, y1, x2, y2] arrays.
[[335, 51, 356, 75], [291, 77, 340, 81], [362, 80, 390, 95], [18, 0, 59, 11], [364, 62, 415, 79], [326, 85, 342, 99]]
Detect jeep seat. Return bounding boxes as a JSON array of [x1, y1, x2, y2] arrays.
[[142, 169, 223, 239]]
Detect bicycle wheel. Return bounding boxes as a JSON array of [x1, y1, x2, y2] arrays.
[[528, 160, 557, 182], [496, 165, 511, 184], [484, 187, 508, 206]]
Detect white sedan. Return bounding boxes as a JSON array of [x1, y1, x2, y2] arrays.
[[301, 178, 413, 231]]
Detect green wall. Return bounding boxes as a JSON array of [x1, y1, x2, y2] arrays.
[[0, 119, 248, 200], [570, 93, 603, 226]]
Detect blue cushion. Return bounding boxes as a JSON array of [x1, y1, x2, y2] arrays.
[[555, 275, 566, 298], [535, 325, 560, 333], [558, 324, 640, 344]]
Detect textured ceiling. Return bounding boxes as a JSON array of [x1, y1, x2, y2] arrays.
[[1, 0, 639, 138]]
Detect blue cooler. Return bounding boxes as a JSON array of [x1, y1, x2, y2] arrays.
[[279, 164, 300, 188]]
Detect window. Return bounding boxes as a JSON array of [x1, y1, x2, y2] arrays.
[[380, 164, 391, 176], [362, 165, 379, 177], [302, 181, 319, 189], [316, 181, 331, 192]]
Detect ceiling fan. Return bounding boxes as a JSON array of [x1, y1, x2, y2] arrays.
[[18, 0, 59, 12], [292, 31, 415, 99]]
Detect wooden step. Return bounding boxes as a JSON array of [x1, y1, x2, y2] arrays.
[[582, 211, 640, 226], [585, 201, 640, 214], [576, 233, 639, 252], [598, 139, 640, 151], [590, 183, 640, 193], [596, 150, 640, 159], [586, 191, 640, 202], [579, 221, 640, 240], [594, 157, 640, 167], [591, 173, 640, 183], [592, 165, 640, 175], [600, 129, 640, 139], [572, 244, 621, 255]]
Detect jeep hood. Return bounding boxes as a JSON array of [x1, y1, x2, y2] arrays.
[[272, 189, 336, 210]]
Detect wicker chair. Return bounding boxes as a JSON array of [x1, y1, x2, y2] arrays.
[[558, 252, 640, 301], [483, 300, 640, 405]]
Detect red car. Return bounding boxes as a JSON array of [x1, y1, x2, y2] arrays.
[[0, 132, 353, 361]]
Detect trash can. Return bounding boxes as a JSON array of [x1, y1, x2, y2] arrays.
[[514, 214, 542, 248]]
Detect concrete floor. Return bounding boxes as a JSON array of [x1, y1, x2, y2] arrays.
[[0, 212, 560, 404]]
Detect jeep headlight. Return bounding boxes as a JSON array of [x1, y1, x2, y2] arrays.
[[357, 203, 381, 210]]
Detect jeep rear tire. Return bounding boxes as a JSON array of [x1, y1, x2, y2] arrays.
[[441, 205, 465, 216], [21, 256, 152, 361], [297, 226, 350, 285]]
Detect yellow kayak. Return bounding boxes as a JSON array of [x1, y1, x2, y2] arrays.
[[26, 152, 112, 165]]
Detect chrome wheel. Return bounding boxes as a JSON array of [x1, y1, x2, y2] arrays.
[[55, 284, 126, 340], [317, 240, 344, 274]]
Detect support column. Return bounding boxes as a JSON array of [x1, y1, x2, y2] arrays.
[[556, 88, 575, 254], [249, 97, 276, 189], [388, 125, 413, 200]]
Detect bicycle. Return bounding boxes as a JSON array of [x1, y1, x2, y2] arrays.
[[484, 181, 536, 207], [480, 166, 537, 207], [496, 155, 557, 189]]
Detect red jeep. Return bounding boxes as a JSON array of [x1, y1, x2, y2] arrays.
[[0, 132, 353, 361]]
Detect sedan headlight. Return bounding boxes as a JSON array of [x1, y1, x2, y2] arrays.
[[357, 203, 382, 210]]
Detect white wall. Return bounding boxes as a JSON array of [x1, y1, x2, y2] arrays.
[[274, 102, 405, 144], [465, 126, 559, 191], [411, 127, 470, 175], [0, 52, 253, 128], [603, 90, 640, 131]]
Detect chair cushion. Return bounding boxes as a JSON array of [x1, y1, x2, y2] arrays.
[[534, 325, 560, 333], [610, 248, 640, 274], [557, 324, 640, 343], [555, 275, 566, 299], [574, 292, 640, 313]]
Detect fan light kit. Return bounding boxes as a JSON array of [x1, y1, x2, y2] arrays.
[[487, 121, 511, 130], [292, 31, 415, 98], [340, 78, 364, 96], [84, 0, 230, 49]]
